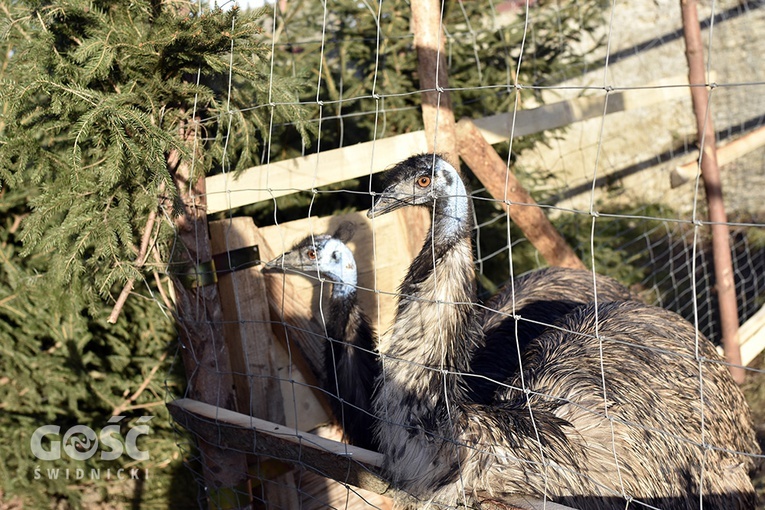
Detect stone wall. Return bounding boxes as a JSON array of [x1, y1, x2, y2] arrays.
[[516, 0, 765, 219]]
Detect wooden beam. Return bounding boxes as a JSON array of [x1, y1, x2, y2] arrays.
[[680, 0, 743, 384], [411, 0, 458, 165], [211, 218, 330, 432], [206, 131, 427, 214], [168, 122, 251, 507], [167, 398, 389, 493], [718, 303, 765, 368], [473, 77, 696, 145], [407, 0, 456, 274], [209, 217, 300, 507], [210, 218, 289, 421], [456, 118, 586, 270], [167, 398, 578, 510], [672, 124, 765, 187], [205, 77, 694, 214]]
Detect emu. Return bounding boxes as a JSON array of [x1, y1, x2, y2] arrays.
[[468, 265, 633, 404], [265, 226, 631, 448], [367, 153, 759, 509], [264, 222, 379, 451]]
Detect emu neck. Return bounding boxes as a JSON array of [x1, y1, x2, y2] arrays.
[[330, 281, 355, 300], [325, 285, 378, 450], [326, 285, 370, 358], [393, 177, 476, 372], [375, 191, 479, 494], [326, 284, 357, 346]]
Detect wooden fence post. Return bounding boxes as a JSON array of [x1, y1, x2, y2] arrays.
[[168, 123, 252, 509], [411, 0, 458, 166], [209, 217, 300, 508]]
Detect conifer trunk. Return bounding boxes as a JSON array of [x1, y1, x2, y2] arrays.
[[168, 121, 252, 506]]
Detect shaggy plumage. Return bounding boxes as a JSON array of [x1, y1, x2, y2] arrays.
[[367, 153, 759, 509], [468, 266, 633, 404], [264, 222, 379, 451]]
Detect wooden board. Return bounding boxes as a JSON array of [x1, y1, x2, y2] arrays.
[[205, 75, 696, 214], [210, 218, 301, 508], [259, 208, 427, 347], [168, 398, 577, 510], [717, 303, 765, 367], [739, 304, 765, 366], [211, 218, 330, 433], [672, 123, 765, 187], [206, 131, 427, 214], [167, 398, 386, 483], [472, 75, 697, 145]]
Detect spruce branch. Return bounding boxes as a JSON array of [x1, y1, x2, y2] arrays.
[[111, 350, 168, 416], [152, 268, 174, 311], [107, 206, 158, 324]]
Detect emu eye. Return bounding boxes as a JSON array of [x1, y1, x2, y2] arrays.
[[417, 175, 431, 188], [307, 249, 317, 260]]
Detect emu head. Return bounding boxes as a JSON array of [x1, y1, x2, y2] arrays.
[[264, 222, 358, 289], [368, 153, 470, 237]]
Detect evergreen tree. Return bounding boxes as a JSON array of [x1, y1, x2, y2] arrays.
[[0, 1, 308, 506], [1, 0, 309, 305]]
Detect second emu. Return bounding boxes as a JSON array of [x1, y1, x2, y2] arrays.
[[264, 222, 379, 451]]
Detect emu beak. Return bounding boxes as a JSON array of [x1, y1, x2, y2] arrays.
[[262, 252, 291, 274], [367, 191, 409, 218]]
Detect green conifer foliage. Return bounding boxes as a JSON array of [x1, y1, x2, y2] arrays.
[[0, 1, 308, 506], [0, 194, 190, 507], [1, 0, 309, 303]]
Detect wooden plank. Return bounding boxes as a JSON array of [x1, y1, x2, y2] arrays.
[[205, 76, 695, 214], [167, 398, 388, 489], [473, 77, 695, 144], [206, 131, 427, 214], [167, 398, 578, 510], [680, 1, 743, 384], [718, 303, 765, 367], [407, 0, 458, 274], [211, 218, 330, 432], [259, 209, 425, 352], [672, 124, 765, 187], [411, 0, 458, 165], [209, 218, 300, 508]]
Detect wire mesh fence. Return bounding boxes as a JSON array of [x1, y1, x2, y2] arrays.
[[163, 0, 765, 508]]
